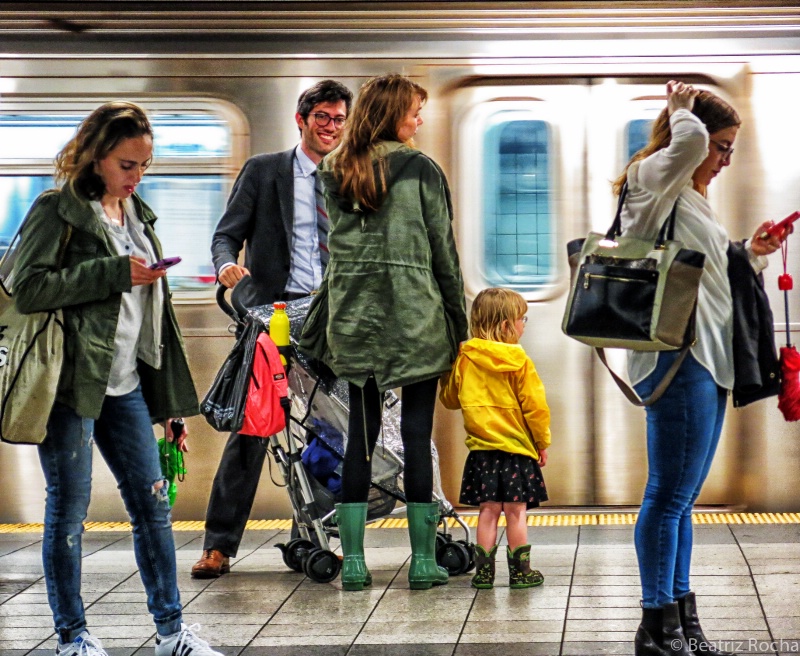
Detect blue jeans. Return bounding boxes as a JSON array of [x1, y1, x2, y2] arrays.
[[38, 387, 182, 643], [633, 352, 727, 608]]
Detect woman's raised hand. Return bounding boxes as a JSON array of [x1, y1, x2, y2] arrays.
[[751, 220, 789, 256], [130, 256, 166, 287], [667, 80, 700, 115]]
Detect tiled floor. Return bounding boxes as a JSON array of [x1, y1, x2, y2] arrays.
[[2, 522, 800, 655]]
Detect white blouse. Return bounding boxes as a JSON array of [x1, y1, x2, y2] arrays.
[[620, 109, 765, 390]]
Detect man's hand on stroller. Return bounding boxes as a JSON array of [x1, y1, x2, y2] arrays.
[[219, 264, 252, 289]]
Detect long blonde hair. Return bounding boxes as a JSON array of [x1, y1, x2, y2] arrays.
[[613, 88, 740, 195], [55, 101, 153, 200], [470, 288, 528, 345], [329, 74, 428, 211]]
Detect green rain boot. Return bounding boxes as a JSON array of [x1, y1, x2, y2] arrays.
[[471, 545, 498, 589], [507, 545, 544, 589], [334, 503, 372, 591], [406, 502, 449, 590]]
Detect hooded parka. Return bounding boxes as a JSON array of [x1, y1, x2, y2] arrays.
[[439, 338, 551, 460], [313, 141, 468, 391], [13, 186, 199, 423]]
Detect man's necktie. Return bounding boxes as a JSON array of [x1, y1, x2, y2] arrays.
[[314, 173, 330, 272]]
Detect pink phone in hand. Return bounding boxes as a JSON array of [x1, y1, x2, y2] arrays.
[[149, 256, 182, 270]]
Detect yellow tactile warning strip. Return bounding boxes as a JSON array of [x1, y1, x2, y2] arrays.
[[1, 512, 800, 533]]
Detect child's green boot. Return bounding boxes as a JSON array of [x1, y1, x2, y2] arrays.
[[507, 544, 544, 589], [471, 544, 498, 589]]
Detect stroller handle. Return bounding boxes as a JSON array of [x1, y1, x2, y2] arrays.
[[216, 284, 240, 321], [216, 274, 256, 323]]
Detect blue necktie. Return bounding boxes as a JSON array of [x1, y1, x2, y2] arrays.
[[314, 173, 329, 272]]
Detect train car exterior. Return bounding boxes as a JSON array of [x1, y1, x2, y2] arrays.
[[1, 2, 800, 523]]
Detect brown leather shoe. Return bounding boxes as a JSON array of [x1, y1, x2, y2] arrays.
[[191, 549, 230, 579]]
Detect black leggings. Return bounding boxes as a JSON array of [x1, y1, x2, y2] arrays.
[[341, 376, 439, 504]]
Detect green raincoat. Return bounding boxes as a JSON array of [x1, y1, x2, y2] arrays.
[[307, 141, 468, 391], [13, 187, 199, 423]]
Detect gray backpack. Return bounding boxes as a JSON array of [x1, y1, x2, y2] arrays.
[[0, 197, 71, 445]]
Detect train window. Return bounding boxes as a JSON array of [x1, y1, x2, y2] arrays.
[[626, 118, 653, 160], [483, 114, 554, 291], [0, 111, 233, 292]]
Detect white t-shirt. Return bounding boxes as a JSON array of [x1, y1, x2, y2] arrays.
[[620, 109, 765, 390], [91, 199, 157, 396]]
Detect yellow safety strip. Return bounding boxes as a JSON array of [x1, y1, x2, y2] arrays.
[[1, 512, 800, 533]]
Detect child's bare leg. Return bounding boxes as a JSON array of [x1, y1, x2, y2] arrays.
[[503, 502, 529, 551], [476, 502, 502, 549]]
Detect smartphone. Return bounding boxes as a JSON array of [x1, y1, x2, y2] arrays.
[[149, 256, 182, 270], [759, 211, 800, 240]]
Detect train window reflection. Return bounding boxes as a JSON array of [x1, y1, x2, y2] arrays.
[[0, 112, 233, 292], [0, 114, 230, 161], [626, 118, 653, 160], [484, 117, 553, 291]]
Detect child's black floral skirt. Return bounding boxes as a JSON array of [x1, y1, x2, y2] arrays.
[[460, 449, 548, 509]]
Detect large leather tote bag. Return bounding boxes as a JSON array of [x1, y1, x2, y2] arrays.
[[562, 183, 705, 405]]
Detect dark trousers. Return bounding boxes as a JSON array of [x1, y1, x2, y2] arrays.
[[341, 376, 439, 504], [202, 431, 268, 557]]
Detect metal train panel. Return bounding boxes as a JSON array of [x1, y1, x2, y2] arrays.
[[1, 3, 799, 521]]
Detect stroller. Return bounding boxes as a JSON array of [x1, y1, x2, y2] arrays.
[[212, 284, 474, 584]]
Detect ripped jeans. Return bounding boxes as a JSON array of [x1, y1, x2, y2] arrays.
[[38, 386, 182, 643]]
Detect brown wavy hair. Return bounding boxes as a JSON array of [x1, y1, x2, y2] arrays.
[[612, 89, 740, 195], [55, 101, 153, 200], [328, 74, 428, 211], [470, 287, 528, 345]]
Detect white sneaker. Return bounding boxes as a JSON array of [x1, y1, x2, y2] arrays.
[[154, 623, 223, 656], [55, 631, 108, 656]]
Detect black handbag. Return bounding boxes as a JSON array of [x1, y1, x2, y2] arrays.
[[200, 317, 261, 433], [562, 183, 706, 406]]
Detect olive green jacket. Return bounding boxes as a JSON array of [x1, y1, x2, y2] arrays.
[[312, 141, 468, 391], [13, 187, 199, 422]]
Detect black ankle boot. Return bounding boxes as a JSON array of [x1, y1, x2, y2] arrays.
[[635, 603, 693, 656], [677, 592, 736, 655]]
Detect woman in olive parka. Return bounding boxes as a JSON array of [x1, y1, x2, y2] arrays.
[[13, 102, 222, 656], [303, 74, 468, 591]]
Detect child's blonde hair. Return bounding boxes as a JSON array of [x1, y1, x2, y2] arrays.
[[470, 287, 528, 344]]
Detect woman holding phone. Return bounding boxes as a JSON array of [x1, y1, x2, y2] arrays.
[[13, 102, 222, 656], [614, 81, 787, 656]]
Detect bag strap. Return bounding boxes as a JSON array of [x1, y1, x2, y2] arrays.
[[595, 301, 698, 406], [605, 181, 679, 248], [596, 346, 690, 407]]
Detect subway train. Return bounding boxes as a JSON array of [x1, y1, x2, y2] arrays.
[[1, 2, 800, 524]]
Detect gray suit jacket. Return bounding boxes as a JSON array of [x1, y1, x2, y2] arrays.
[[211, 148, 295, 309]]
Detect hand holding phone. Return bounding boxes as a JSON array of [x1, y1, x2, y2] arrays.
[[759, 211, 800, 240], [149, 256, 182, 270]]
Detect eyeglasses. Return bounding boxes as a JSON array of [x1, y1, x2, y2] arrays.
[[310, 112, 346, 129], [709, 138, 734, 162], [520, 316, 528, 324]]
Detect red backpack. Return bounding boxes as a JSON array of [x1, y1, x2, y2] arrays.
[[239, 332, 288, 438]]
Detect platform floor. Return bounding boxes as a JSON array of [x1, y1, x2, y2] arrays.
[[2, 520, 800, 656]]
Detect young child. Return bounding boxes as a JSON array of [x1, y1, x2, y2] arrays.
[[439, 287, 551, 590]]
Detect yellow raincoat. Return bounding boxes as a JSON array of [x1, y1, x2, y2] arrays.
[[439, 338, 551, 459]]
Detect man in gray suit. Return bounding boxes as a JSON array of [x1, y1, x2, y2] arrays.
[[193, 80, 353, 578]]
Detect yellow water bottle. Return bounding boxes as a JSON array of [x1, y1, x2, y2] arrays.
[[269, 302, 290, 365]]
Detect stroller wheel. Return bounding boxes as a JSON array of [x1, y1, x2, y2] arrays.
[[303, 548, 341, 583], [456, 539, 476, 573], [437, 540, 471, 576], [435, 532, 449, 552], [276, 538, 316, 572]]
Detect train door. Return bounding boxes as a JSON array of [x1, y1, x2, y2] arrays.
[[444, 78, 750, 508]]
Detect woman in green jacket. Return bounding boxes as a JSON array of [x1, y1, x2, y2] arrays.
[[310, 74, 468, 591], [13, 102, 221, 656]]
